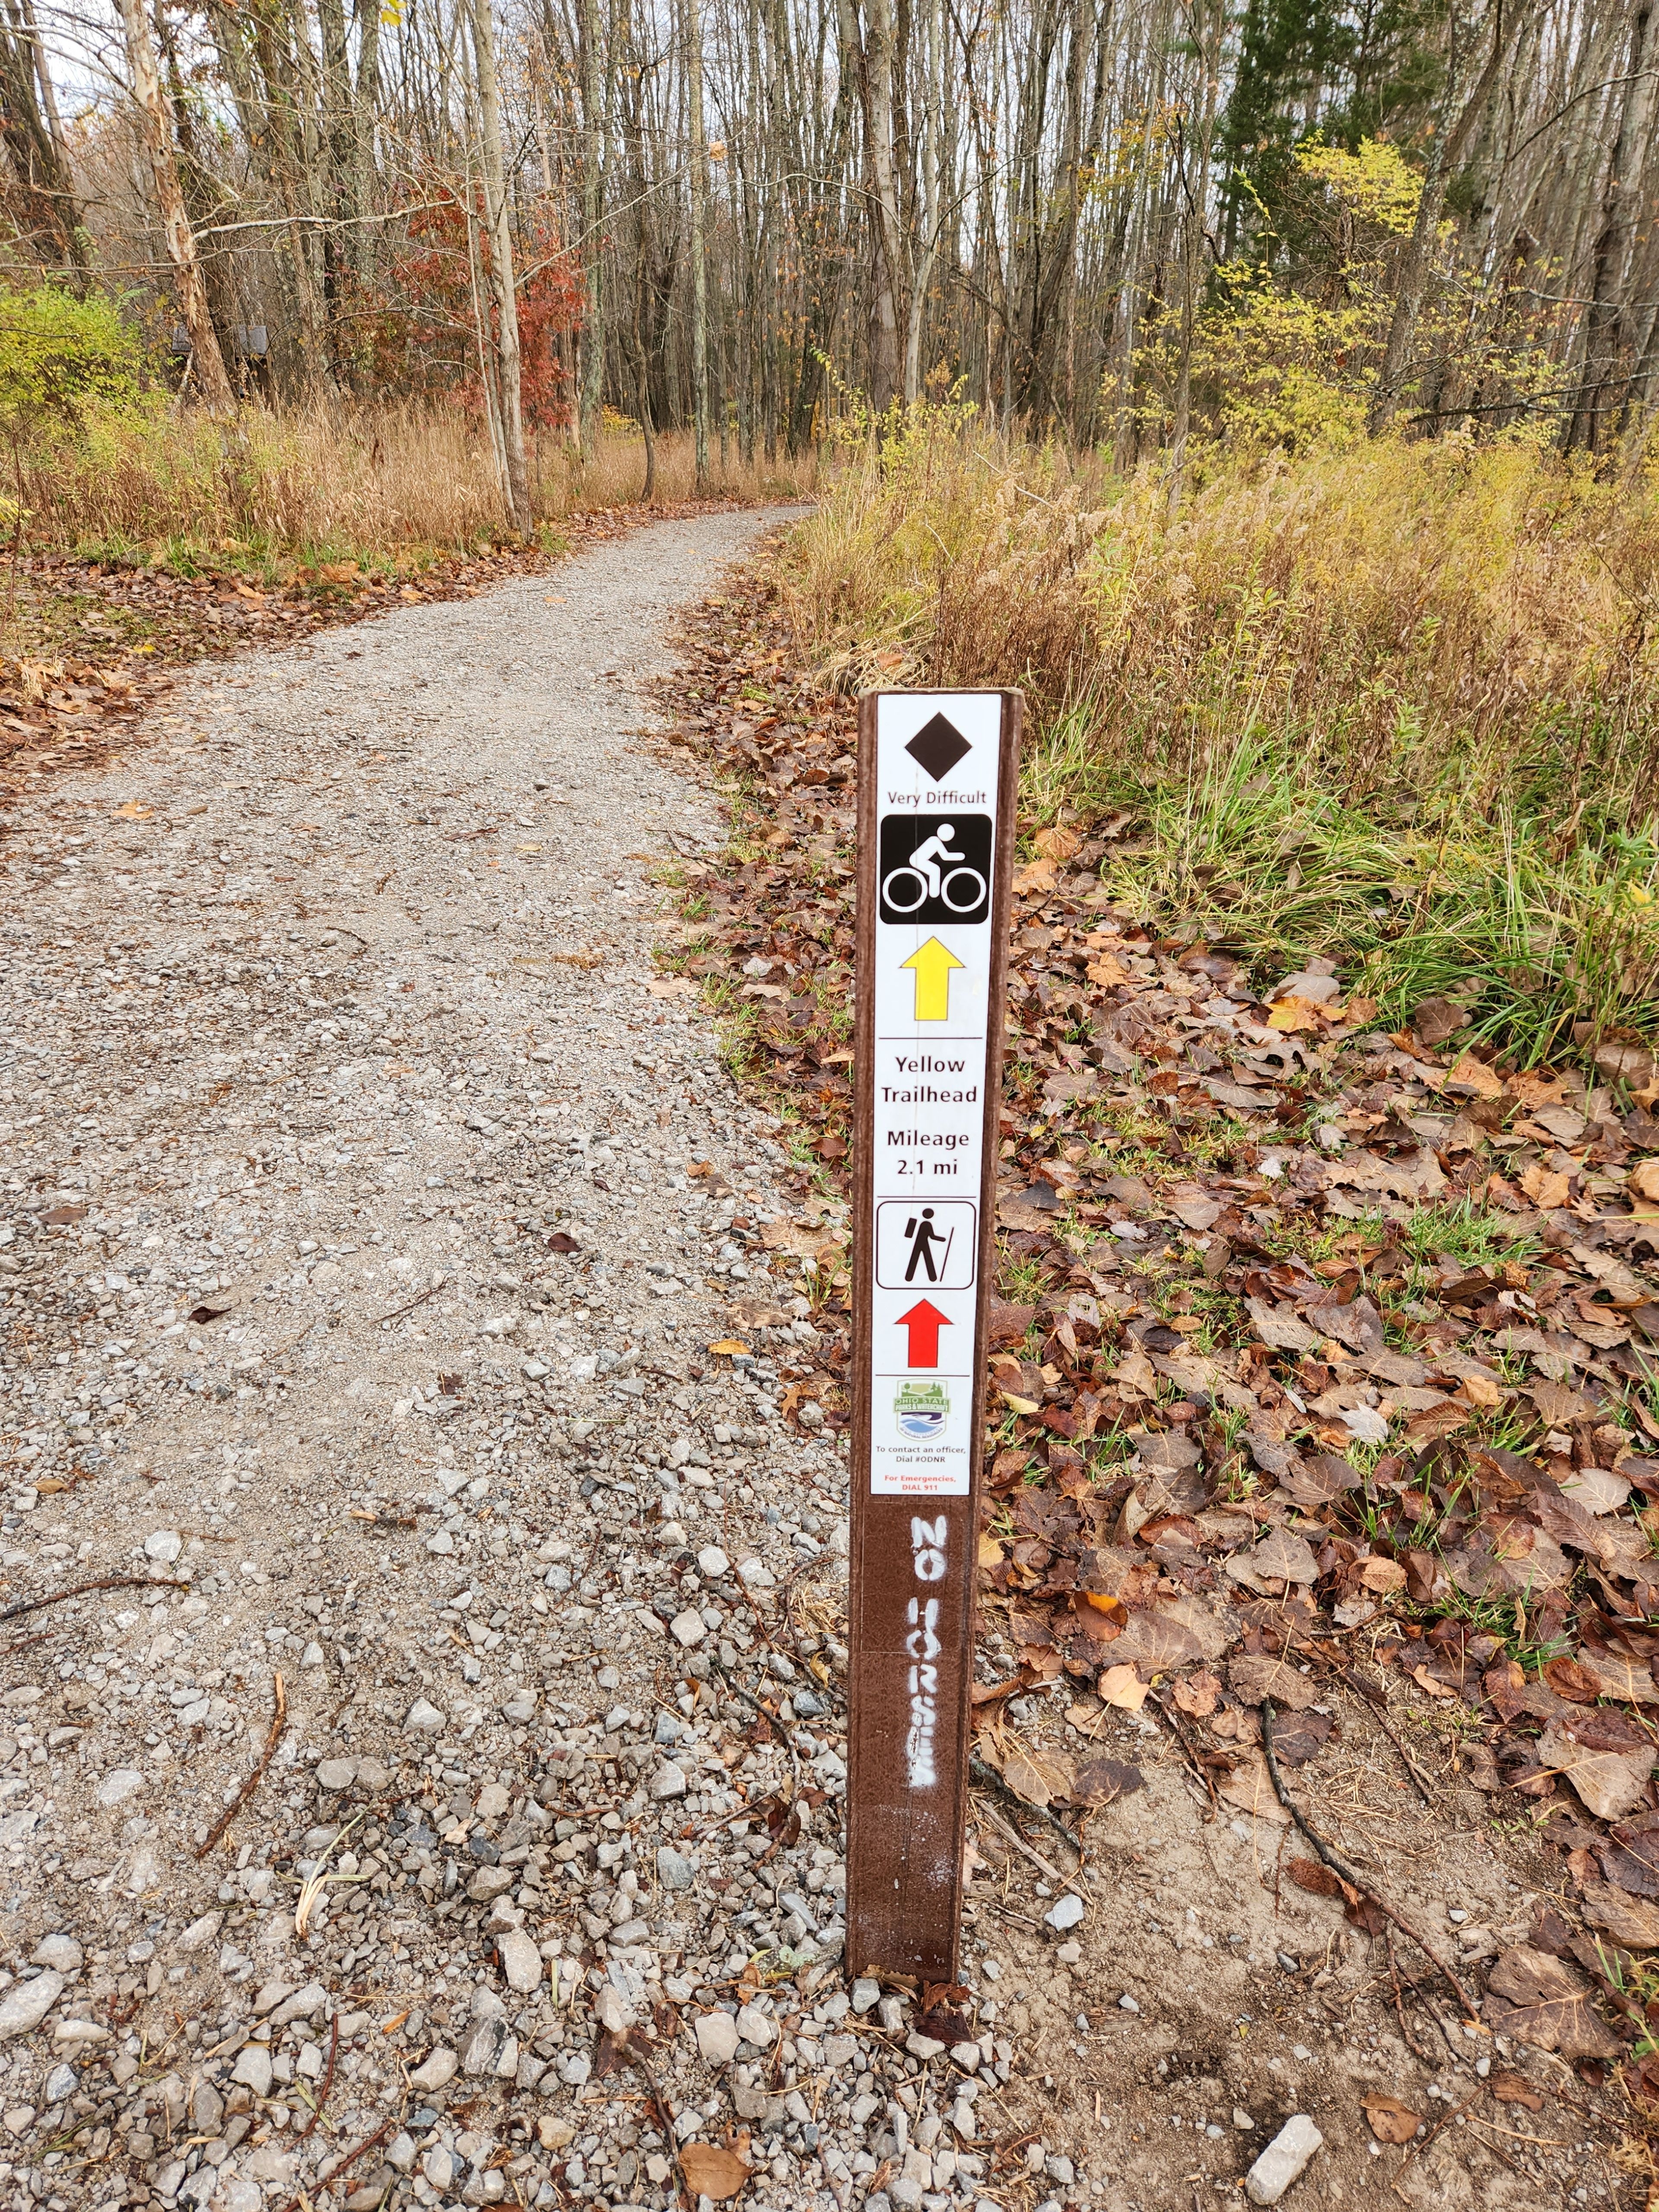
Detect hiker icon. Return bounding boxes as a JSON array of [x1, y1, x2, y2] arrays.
[[875, 1198, 977, 1289], [878, 813, 992, 925], [903, 1206, 952, 1282]]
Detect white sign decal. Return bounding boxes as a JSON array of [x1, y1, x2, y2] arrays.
[[868, 693, 1006, 1497]]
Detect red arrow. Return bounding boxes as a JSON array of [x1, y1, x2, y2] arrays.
[[896, 1299, 951, 1367]]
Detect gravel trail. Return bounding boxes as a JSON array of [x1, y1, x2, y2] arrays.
[[0, 509, 962, 2212], [0, 509, 1581, 2212]]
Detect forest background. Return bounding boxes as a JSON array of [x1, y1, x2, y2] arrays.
[[0, 0, 1656, 1052]]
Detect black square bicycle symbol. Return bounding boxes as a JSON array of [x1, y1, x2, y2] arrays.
[[877, 814, 993, 926]]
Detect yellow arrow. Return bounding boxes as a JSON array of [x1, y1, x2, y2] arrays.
[[900, 936, 966, 1022]]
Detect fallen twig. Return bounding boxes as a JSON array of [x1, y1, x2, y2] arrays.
[[1391, 2092, 1477, 2196], [1149, 1689, 1219, 1814], [1385, 1927, 1435, 2064], [0, 1571, 184, 1627], [1262, 1700, 1479, 2016], [195, 1672, 289, 1859], [273, 2117, 393, 2212], [264, 1318, 318, 1365], [1342, 1669, 1438, 1807], [296, 2015, 338, 2138], [973, 1787, 1076, 1891], [1468, 2114, 1570, 2149], [969, 1752, 1083, 1863], [617, 2034, 693, 2212], [373, 1280, 443, 1325]]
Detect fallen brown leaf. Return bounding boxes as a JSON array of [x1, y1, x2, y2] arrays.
[[1484, 1945, 1621, 2059], [678, 2143, 752, 2201], [1487, 2071, 1543, 2110], [1362, 2094, 1422, 2145], [1173, 1666, 1221, 1718]]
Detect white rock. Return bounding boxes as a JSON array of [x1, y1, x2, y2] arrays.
[[300, 1641, 325, 1668], [315, 1759, 357, 1792], [0, 1972, 62, 2039], [1246, 2116, 1324, 2206], [408, 2045, 458, 2092], [52, 2019, 108, 2049], [737, 1558, 775, 1588], [649, 1761, 688, 1801], [498, 1930, 543, 1993], [242, 2145, 294, 2184], [144, 1530, 182, 1564], [696, 1545, 730, 1579], [735, 2003, 775, 2047], [404, 1697, 446, 1734], [669, 1608, 706, 1647], [96, 1767, 144, 1808], [30, 1935, 82, 1975], [501, 1687, 538, 1724], [176, 1913, 222, 1953], [1046, 1892, 1085, 1932], [230, 2044, 273, 2097], [695, 2010, 741, 2065]]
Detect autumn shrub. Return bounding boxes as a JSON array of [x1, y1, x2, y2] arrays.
[[782, 416, 1659, 1060]]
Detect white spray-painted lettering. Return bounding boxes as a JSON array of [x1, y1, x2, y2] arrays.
[[905, 1516, 948, 1785]]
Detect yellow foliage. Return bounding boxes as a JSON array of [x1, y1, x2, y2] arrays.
[[1188, 272, 1374, 451], [1131, 139, 1552, 454], [1294, 135, 1422, 235]]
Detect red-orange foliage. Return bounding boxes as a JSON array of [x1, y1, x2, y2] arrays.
[[362, 184, 580, 428]]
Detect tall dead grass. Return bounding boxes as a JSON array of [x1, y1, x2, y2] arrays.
[[780, 418, 1659, 1061], [18, 400, 814, 562], [786, 421, 1659, 827]]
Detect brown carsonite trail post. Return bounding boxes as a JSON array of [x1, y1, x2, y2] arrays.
[[846, 688, 1022, 1982]]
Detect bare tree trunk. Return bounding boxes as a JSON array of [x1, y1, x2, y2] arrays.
[[1168, 0, 1219, 493], [845, 0, 903, 413], [470, 0, 531, 531], [119, 0, 236, 412], [0, 0, 88, 285], [1371, 0, 1540, 431], [578, 0, 605, 460], [1571, 0, 1659, 451], [685, 0, 711, 487], [901, 0, 942, 404], [354, 0, 381, 292]]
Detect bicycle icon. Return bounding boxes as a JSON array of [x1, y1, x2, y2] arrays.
[[877, 814, 992, 926]]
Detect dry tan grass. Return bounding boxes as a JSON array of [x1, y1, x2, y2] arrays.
[[19, 401, 815, 562], [782, 416, 1659, 813]]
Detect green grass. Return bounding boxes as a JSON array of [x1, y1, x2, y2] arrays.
[[1072, 728, 1659, 1071], [1398, 1197, 1539, 1271]]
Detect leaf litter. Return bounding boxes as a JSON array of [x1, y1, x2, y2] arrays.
[[657, 556, 1659, 2103]]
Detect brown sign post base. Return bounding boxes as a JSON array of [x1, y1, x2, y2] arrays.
[[845, 688, 1022, 1983]]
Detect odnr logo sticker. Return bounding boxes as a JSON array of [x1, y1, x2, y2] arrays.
[[894, 1379, 948, 1439]]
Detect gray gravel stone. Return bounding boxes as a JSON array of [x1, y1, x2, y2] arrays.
[[230, 2044, 273, 2097], [695, 2010, 741, 2065], [0, 1973, 62, 2040], [409, 2046, 458, 2092], [497, 1930, 542, 1993]]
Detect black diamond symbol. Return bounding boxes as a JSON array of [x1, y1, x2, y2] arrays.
[[905, 712, 972, 782]]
